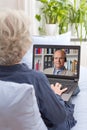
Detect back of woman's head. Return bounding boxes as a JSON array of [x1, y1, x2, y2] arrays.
[[0, 9, 32, 65]]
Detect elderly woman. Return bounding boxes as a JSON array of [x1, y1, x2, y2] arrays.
[[0, 9, 76, 130]]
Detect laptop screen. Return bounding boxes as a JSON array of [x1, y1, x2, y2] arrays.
[[32, 45, 81, 80]]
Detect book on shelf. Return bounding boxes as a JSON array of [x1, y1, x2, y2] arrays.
[[44, 55, 53, 69], [35, 60, 41, 71], [66, 59, 78, 75], [34, 48, 42, 54], [44, 48, 54, 54]]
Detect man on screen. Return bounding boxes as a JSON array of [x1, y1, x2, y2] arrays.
[[44, 49, 74, 76]]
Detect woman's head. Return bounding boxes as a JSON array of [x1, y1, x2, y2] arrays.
[[0, 9, 32, 65]]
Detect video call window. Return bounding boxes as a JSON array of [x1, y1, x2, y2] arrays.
[[33, 47, 79, 77]]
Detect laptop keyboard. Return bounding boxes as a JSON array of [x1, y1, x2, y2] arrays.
[[48, 78, 78, 94]]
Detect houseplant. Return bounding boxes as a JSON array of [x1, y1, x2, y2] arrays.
[[35, 0, 73, 35], [68, 0, 87, 40], [35, 0, 59, 24], [35, 0, 60, 35], [35, 0, 87, 39]]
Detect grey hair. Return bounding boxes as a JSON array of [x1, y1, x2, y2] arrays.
[[0, 9, 32, 65]]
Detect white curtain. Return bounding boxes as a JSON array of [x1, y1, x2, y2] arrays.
[[17, 0, 25, 10], [17, 0, 38, 35]]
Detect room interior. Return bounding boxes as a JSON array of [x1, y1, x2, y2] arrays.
[[0, 0, 87, 130]]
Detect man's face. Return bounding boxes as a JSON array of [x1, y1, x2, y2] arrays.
[[53, 50, 65, 69]]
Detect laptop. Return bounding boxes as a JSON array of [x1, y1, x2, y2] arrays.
[[32, 44, 81, 101]]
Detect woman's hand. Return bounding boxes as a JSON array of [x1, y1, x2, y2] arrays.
[[51, 83, 67, 96]]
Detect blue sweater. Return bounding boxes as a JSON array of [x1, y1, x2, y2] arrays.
[[0, 63, 76, 130]]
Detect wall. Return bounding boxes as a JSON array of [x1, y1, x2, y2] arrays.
[[0, 0, 18, 9], [80, 43, 87, 68], [71, 41, 87, 68]]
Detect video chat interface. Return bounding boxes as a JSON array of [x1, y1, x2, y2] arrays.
[[33, 47, 79, 76]]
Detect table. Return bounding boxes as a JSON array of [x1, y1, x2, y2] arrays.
[[71, 66, 87, 130]]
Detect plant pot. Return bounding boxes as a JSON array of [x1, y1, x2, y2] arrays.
[[45, 24, 58, 36]]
